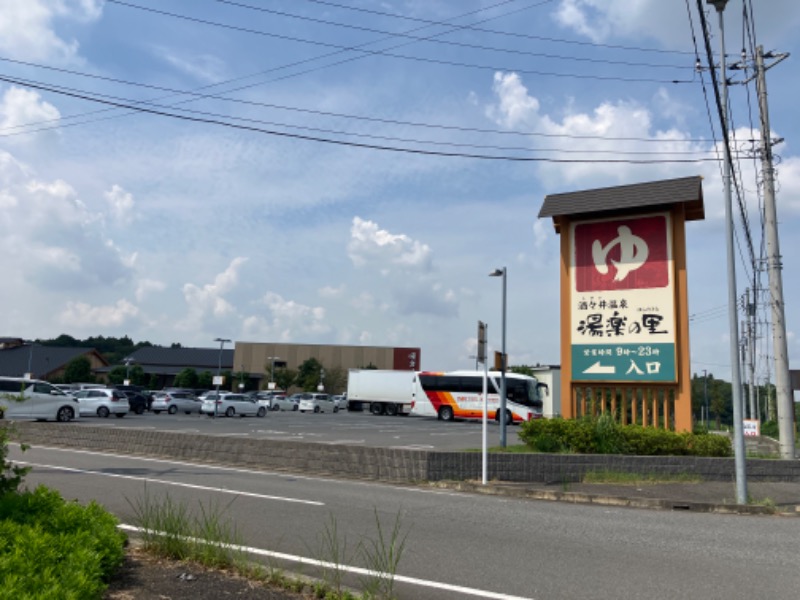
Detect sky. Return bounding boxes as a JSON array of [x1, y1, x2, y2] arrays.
[[0, 0, 799, 383]]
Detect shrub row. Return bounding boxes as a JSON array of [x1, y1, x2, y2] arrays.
[[518, 415, 732, 457], [0, 486, 126, 599]]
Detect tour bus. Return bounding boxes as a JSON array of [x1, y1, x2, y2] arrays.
[[412, 370, 544, 424]]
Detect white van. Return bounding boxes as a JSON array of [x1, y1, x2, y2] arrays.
[[0, 377, 80, 422]]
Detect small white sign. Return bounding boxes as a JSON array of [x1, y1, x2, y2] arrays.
[[743, 419, 760, 437], [268, 382, 276, 390], [213, 375, 224, 386]]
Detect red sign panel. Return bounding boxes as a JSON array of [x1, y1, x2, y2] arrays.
[[393, 347, 420, 371], [574, 215, 668, 292]]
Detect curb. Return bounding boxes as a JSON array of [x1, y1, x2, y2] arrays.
[[428, 481, 798, 516]]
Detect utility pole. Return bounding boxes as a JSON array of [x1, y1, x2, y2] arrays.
[[745, 288, 756, 422], [754, 44, 794, 459], [706, 0, 747, 503]]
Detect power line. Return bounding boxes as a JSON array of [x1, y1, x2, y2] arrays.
[[0, 56, 721, 146], [295, 0, 695, 56], [0, 72, 725, 164], [105, 0, 695, 84], [213, 0, 690, 70]]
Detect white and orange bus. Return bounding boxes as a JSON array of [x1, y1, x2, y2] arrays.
[[412, 370, 544, 424]]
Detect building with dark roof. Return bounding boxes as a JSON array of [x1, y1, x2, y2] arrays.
[[0, 340, 108, 380]]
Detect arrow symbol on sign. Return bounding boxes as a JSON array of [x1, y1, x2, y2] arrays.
[[583, 362, 616, 374]]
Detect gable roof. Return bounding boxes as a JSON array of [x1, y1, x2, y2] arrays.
[[0, 346, 107, 378], [126, 346, 234, 371], [538, 175, 705, 231]]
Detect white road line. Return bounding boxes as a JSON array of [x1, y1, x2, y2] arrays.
[[18, 461, 324, 506], [118, 524, 534, 600]]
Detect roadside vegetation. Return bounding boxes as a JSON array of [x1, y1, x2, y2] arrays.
[[518, 414, 732, 457], [0, 423, 127, 599], [129, 488, 409, 600]]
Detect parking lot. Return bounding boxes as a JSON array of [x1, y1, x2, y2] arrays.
[[69, 408, 520, 451]]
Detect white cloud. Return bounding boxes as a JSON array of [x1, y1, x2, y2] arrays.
[[348, 217, 432, 271], [0, 0, 102, 63], [59, 299, 139, 329], [485, 72, 540, 128], [104, 184, 135, 225], [153, 46, 227, 83], [0, 87, 61, 139], [177, 258, 248, 331], [242, 293, 331, 341], [319, 284, 345, 298], [135, 278, 166, 302]]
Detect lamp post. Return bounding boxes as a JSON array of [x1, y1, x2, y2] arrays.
[[267, 356, 280, 389], [213, 337, 231, 418], [489, 267, 507, 447], [123, 357, 135, 384]]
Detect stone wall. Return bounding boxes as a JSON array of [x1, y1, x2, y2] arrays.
[[6, 422, 800, 483]]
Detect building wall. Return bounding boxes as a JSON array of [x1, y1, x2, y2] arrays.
[[234, 342, 421, 382]]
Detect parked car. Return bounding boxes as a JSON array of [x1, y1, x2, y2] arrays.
[[200, 393, 266, 418], [151, 391, 200, 415], [331, 394, 347, 410], [0, 377, 80, 422], [122, 391, 148, 415], [299, 393, 337, 413], [73, 388, 130, 418], [269, 394, 298, 411]]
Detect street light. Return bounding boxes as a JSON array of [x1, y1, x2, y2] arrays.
[[123, 357, 135, 384], [489, 267, 507, 447], [213, 338, 231, 418], [267, 356, 280, 389]]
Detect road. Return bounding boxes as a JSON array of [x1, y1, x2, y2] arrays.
[[10, 442, 800, 600]]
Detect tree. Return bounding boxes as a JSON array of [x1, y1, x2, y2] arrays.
[[272, 368, 297, 394], [198, 371, 214, 389], [106, 366, 127, 385], [296, 358, 323, 391], [63, 356, 94, 383], [173, 368, 199, 389], [323, 366, 347, 395]]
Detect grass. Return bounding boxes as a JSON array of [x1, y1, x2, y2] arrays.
[[127, 489, 409, 600], [582, 470, 702, 485]]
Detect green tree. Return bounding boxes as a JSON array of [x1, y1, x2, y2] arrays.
[[173, 368, 199, 389], [198, 371, 214, 389], [106, 366, 127, 385], [272, 368, 297, 394], [509, 365, 535, 376], [296, 358, 323, 391], [322, 366, 347, 394], [63, 356, 94, 384]]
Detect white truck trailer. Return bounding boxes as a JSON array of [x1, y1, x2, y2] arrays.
[[346, 369, 416, 416]]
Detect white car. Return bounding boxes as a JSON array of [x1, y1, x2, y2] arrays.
[[201, 393, 266, 418], [72, 388, 130, 418], [269, 394, 298, 411], [298, 393, 338, 413], [0, 377, 80, 422], [151, 391, 200, 415]]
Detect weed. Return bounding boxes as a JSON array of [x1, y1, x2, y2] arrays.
[[582, 470, 702, 485], [358, 509, 409, 600]]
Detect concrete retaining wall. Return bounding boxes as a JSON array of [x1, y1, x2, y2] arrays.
[[6, 422, 800, 483]]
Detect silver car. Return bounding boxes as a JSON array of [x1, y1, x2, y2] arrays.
[[298, 393, 337, 413], [151, 391, 200, 415], [73, 388, 130, 418], [200, 393, 266, 418], [269, 394, 298, 411]]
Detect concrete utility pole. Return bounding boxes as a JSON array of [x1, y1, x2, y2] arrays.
[[707, 0, 747, 504], [754, 44, 794, 458], [745, 288, 756, 421]]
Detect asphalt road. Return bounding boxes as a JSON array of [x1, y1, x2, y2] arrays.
[[67, 408, 514, 451], [11, 443, 800, 600]]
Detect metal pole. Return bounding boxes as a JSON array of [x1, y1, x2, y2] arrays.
[[489, 267, 508, 447], [746, 288, 756, 421], [703, 369, 709, 429], [755, 44, 795, 459], [709, 0, 747, 503], [213, 337, 230, 418], [482, 331, 488, 485]]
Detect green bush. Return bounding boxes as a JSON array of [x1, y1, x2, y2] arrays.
[[760, 420, 779, 438], [519, 416, 732, 457], [0, 486, 126, 599]]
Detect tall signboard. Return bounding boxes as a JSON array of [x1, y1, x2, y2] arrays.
[[571, 212, 676, 382], [538, 176, 704, 432]]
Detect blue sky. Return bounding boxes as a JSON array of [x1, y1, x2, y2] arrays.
[[0, 0, 799, 383]]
